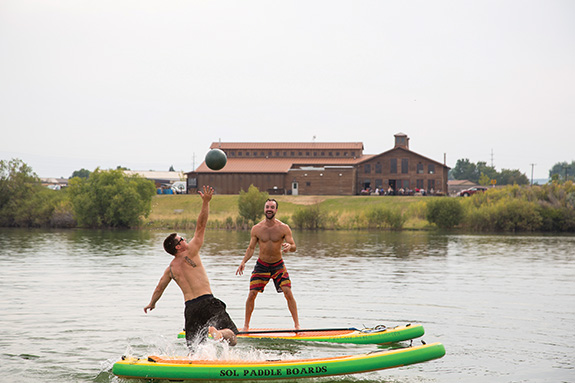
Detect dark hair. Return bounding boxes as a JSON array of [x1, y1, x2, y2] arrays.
[[266, 198, 278, 209], [164, 233, 179, 255]]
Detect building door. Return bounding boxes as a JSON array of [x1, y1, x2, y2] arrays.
[[389, 179, 397, 194], [292, 181, 299, 196]]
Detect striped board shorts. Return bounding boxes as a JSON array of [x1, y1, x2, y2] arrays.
[[250, 259, 292, 293]]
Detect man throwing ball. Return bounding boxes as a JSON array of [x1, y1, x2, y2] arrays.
[[144, 186, 238, 347]]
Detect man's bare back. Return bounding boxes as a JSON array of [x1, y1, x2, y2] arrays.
[[168, 249, 212, 302]]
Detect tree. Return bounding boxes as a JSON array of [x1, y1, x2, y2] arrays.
[[452, 158, 529, 185], [67, 168, 156, 228], [169, 165, 175, 172], [450, 159, 479, 183], [238, 185, 269, 224], [477, 161, 497, 181], [496, 169, 529, 185], [549, 161, 575, 182], [71, 168, 91, 179], [0, 158, 68, 227]]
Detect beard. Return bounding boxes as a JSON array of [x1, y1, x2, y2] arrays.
[[265, 211, 275, 220]]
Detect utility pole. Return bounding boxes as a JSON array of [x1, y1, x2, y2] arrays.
[[490, 148, 494, 168], [530, 163, 536, 186]]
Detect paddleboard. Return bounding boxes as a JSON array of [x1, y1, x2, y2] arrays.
[[113, 342, 446, 380], [177, 324, 424, 345]]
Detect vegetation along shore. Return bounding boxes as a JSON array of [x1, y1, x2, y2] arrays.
[[1, 159, 574, 233]]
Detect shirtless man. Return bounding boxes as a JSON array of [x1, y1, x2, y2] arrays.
[[236, 198, 300, 332], [144, 185, 238, 347]]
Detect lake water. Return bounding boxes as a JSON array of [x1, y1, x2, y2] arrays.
[[0, 228, 574, 383]]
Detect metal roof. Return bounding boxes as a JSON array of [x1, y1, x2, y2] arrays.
[[193, 156, 373, 174], [210, 142, 364, 150], [124, 171, 185, 181]]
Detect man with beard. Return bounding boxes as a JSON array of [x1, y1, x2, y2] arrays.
[[236, 198, 300, 332]]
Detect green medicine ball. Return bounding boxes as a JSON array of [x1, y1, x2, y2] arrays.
[[205, 149, 227, 171]]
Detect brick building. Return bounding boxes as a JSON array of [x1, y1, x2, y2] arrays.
[[186, 133, 449, 195]]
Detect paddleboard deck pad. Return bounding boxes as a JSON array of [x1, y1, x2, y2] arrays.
[[113, 342, 445, 380], [177, 324, 424, 345]]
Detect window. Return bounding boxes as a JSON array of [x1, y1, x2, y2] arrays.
[[417, 179, 424, 189], [417, 163, 424, 174], [375, 179, 383, 188], [428, 164, 435, 174], [375, 162, 382, 174], [390, 159, 397, 174], [306, 182, 311, 186], [402, 159, 409, 174], [364, 164, 371, 173], [428, 179, 435, 190], [276, 151, 280, 156]]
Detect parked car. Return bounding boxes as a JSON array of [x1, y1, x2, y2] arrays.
[[458, 186, 487, 197], [171, 181, 187, 194]]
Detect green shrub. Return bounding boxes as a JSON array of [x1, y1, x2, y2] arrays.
[[426, 198, 464, 229], [292, 204, 326, 229], [238, 185, 269, 224], [68, 168, 156, 228], [492, 199, 541, 232], [366, 207, 406, 230]]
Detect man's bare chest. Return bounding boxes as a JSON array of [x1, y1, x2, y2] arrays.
[[258, 229, 285, 243]]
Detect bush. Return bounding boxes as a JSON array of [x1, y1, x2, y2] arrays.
[[0, 158, 69, 228], [68, 168, 156, 228], [366, 207, 406, 230], [238, 185, 269, 224], [292, 204, 326, 229], [426, 198, 464, 229]]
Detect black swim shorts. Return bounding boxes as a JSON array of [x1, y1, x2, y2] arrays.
[[184, 294, 238, 346]]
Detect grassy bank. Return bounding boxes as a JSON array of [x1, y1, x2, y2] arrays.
[[143, 194, 435, 230]]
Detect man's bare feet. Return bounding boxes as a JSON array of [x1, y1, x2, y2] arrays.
[[209, 326, 238, 346], [208, 326, 223, 340]]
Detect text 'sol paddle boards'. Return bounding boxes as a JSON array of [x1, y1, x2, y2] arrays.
[[113, 342, 446, 381]]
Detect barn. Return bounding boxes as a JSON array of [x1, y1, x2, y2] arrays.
[[186, 133, 449, 196]]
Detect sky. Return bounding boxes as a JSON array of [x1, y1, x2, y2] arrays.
[[1, 1, 573, 181]]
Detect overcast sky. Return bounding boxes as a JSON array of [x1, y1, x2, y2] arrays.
[[1, 0, 573, 180]]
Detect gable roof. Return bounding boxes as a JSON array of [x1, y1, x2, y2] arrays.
[[210, 142, 364, 151], [357, 146, 450, 169], [193, 156, 373, 174]]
